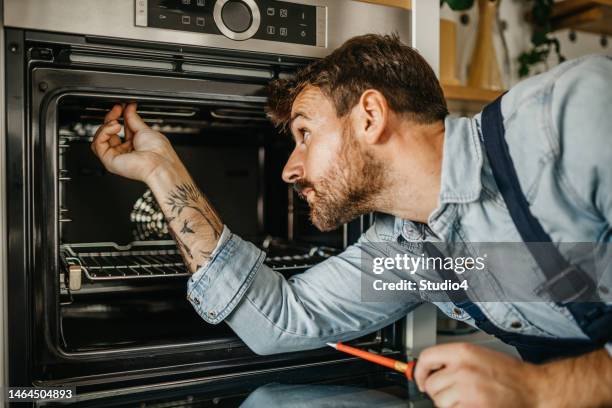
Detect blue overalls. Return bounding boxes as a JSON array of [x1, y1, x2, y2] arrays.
[[426, 96, 612, 364]]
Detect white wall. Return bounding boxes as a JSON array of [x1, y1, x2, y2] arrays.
[[441, 0, 612, 88]]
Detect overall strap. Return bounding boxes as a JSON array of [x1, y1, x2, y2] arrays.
[[424, 242, 601, 364], [480, 95, 612, 345]]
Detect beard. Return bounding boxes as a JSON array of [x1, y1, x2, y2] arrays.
[[294, 124, 387, 232]]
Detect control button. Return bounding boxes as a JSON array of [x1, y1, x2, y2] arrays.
[[280, 8, 288, 18], [280, 27, 288, 36], [267, 7, 275, 16], [159, 13, 168, 20], [197, 0, 205, 5], [301, 12, 306, 20], [213, 0, 261, 41], [267, 25, 276, 35], [182, 15, 191, 25], [196, 16, 205, 26], [300, 30, 307, 37], [221, 1, 253, 33]]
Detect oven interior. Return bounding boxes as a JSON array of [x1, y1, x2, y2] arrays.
[[55, 95, 350, 354]]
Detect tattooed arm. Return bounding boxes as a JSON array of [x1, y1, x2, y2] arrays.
[[91, 103, 222, 272], [148, 168, 222, 272]]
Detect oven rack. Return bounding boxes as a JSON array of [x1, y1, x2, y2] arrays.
[[264, 247, 336, 272], [61, 240, 338, 291], [61, 241, 188, 291]]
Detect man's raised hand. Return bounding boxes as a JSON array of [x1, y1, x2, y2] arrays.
[[91, 103, 179, 183]]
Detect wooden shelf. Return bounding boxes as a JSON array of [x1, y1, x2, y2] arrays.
[[354, 0, 411, 10], [442, 84, 504, 102], [442, 84, 505, 114], [551, 0, 612, 36]]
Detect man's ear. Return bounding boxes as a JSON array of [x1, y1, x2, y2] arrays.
[[355, 89, 389, 145]]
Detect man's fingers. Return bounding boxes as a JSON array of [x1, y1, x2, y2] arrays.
[[122, 102, 134, 142], [415, 361, 445, 392], [414, 343, 474, 390], [431, 384, 463, 408], [115, 140, 133, 154], [123, 103, 148, 133], [104, 104, 124, 124], [423, 367, 457, 397], [107, 132, 123, 148], [124, 120, 134, 143], [92, 121, 122, 158]]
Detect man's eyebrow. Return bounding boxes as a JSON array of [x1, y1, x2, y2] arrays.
[[289, 111, 309, 129]]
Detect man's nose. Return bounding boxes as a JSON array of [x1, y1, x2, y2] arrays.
[[282, 148, 305, 184]]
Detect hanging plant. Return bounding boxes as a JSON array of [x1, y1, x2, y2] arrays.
[[441, 0, 565, 78], [518, 0, 566, 77]]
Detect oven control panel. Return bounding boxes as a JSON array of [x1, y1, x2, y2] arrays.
[[136, 0, 325, 47]]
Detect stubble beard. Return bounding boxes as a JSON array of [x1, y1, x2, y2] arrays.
[[308, 125, 387, 232]]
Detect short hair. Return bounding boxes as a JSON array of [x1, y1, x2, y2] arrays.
[[266, 33, 448, 131]]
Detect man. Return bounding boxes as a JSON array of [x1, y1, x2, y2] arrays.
[[92, 34, 612, 407]]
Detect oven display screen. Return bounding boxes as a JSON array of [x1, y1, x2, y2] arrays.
[[138, 0, 319, 47]]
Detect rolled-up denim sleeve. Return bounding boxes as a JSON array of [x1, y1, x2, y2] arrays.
[[187, 226, 266, 324], [187, 221, 422, 355]]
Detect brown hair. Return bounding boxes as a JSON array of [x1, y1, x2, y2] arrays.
[[266, 33, 448, 131]]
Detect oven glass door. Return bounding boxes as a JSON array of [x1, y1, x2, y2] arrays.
[[27, 66, 396, 389]]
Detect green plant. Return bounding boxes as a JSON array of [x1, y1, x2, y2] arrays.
[[441, 0, 565, 78], [440, 0, 474, 11], [518, 0, 566, 77]]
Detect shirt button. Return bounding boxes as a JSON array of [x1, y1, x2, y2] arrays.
[[453, 308, 462, 315], [208, 311, 217, 318], [510, 320, 522, 329]]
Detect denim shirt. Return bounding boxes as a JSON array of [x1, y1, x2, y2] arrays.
[[187, 55, 612, 356]]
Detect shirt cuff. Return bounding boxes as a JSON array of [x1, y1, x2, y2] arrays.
[[186, 226, 266, 324]]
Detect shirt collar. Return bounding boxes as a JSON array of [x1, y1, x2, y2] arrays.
[[394, 115, 484, 242], [436, 114, 484, 206]]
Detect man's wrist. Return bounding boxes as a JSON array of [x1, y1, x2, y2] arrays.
[[144, 161, 190, 190]]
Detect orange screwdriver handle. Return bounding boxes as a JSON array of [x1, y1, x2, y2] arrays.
[[335, 342, 417, 382]]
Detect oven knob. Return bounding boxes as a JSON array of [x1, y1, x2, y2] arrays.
[[214, 0, 261, 41]]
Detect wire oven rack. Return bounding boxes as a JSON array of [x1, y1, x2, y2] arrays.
[[61, 240, 338, 290]]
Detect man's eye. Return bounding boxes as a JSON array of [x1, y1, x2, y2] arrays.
[[301, 130, 311, 143]]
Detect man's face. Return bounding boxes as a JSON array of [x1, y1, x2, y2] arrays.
[[281, 86, 385, 231]]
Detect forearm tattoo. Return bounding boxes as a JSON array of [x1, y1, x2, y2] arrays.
[[163, 182, 223, 273]]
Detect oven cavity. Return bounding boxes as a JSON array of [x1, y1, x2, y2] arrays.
[[55, 95, 343, 353]]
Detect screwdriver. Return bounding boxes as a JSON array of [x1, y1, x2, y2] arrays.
[[327, 342, 417, 382]]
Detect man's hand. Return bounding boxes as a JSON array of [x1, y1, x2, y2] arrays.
[[414, 343, 612, 408], [91, 103, 223, 273], [91, 103, 180, 183], [414, 343, 539, 408]]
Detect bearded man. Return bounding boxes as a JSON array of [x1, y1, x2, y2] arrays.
[[92, 34, 612, 407]]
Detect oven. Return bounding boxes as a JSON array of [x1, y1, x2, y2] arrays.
[[2, 0, 436, 401]]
